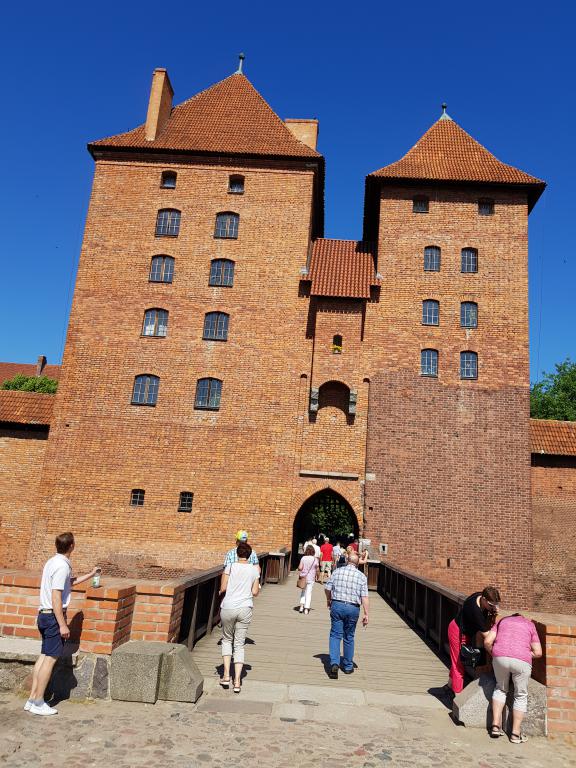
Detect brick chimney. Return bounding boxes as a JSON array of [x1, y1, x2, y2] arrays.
[[284, 119, 319, 150], [145, 68, 174, 142], [36, 355, 47, 376]]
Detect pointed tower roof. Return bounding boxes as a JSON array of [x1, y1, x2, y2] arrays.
[[89, 73, 321, 159], [369, 113, 545, 190]]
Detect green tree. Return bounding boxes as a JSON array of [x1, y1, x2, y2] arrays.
[[530, 358, 576, 421], [308, 493, 356, 539], [1, 374, 58, 394]]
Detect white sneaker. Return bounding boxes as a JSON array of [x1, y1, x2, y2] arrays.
[[29, 702, 58, 716], [23, 700, 32, 711]]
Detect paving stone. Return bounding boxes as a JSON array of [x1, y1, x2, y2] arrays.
[[196, 697, 273, 715]]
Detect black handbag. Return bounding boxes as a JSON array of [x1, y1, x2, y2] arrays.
[[456, 609, 482, 668]]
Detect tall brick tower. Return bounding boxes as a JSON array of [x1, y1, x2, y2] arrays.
[[362, 109, 545, 606], [28, 67, 326, 573]]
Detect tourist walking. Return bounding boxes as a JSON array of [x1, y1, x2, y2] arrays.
[[26, 532, 99, 716], [319, 536, 333, 583], [297, 545, 319, 614], [324, 551, 369, 678], [484, 614, 542, 743], [219, 541, 260, 693], [447, 586, 501, 694], [224, 530, 259, 571]]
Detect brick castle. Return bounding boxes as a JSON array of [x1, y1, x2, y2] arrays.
[[3, 64, 573, 610]]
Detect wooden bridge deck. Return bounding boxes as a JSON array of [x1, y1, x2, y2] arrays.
[[192, 573, 449, 693]]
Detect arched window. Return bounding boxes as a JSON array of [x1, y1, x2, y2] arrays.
[[460, 351, 478, 380], [142, 308, 168, 337], [155, 208, 181, 237], [209, 259, 234, 287], [421, 349, 438, 377], [460, 301, 478, 328], [214, 212, 239, 239], [422, 299, 439, 326], [228, 175, 245, 194], [461, 247, 478, 273], [413, 196, 429, 213], [478, 198, 494, 216], [318, 380, 351, 415], [149, 255, 174, 283], [203, 312, 229, 341], [424, 246, 441, 272], [195, 378, 222, 410], [131, 374, 159, 405], [332, 334, 343, 354], [160, 171, 177, 189], [130, 489, 145, 506]]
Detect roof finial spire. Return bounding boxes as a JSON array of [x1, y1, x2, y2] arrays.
[[236, 53, 245, 74], [440, 102, 451, 121]]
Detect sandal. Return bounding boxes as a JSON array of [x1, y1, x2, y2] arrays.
[[510, 733, 527, 744], [219, 678, 230, 689], [233, 682, 241, 694], [489, 725, 502, 738]]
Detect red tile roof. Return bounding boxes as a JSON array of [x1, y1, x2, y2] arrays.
[[307, 239, 378, 299], [0, 362, 60, 383], [530, 419, 576, 456], [370, 115, 545, 189], [0, 391, 54, 426], [90, 73, 321, 159]]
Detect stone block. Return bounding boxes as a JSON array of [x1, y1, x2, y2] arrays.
[[92, 656, 110, 699], [47, 655, 93, 702], [452, 671, 546, 736], [110, 641, 166, 703], [158, 643, 203, 703]]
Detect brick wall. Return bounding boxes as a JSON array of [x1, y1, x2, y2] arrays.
[[364, 185, 533, 607], [532, 455, 576, 613], [0, 427, 49, 568]]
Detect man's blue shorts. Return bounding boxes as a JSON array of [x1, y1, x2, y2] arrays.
[[37, 612, 64, 657]]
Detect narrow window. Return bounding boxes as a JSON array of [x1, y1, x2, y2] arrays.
[[161, 171, 177, 189], [132, 374, 159, 405], [150, 255, 174, 283], [195, 378, 222, 410], [130, 489, 145, 506], [422, 300, 439, 326], [413, 196, 429, 213], [423, 246, 441, 272], [228, 175, 245, 194], [332, 334, 343, 354], [142, 308, 168, 337], [460, 302, 478, 328], [460, 351, 478, 380], [155, 208, 181, 237], [203, 312, 229, 341], [209, 259, 234, 287], [421, 349, 438, 377], [461, 247, 478, 273], [214, 212, 239, 239], [178, 491, 194, 512], [478, 198, 494, 216]]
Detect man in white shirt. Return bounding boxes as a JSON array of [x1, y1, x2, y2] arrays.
[[26, 532, 99, 716]]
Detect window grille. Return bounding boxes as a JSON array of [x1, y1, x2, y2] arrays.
[[460, 351, 478, 379], [478, 198, 494, 216], [214, 212, 239, 239], [155, 209, 181, 237], [422, 299, 440, 326], [203, 312, 229, 341], [161, 171, 177, 189], [461, 248, 478, 273], [424, 246, 441, 272], [413, 196, 429, 213], [178, 491, 194, 512], [460, 302, 478, 328], [130, 489, 145, 506], [149, 256, 175, 283], [195, 378, 222, 410], [132, 374, 159, 405], [142, 309, 169, 337], [228, 175, 245, 194], [421, 349, 438, 377], [209, 259, 234, 287]]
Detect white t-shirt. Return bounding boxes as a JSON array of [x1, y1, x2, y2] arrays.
[[40, 554, 72, 610], [220, 562, 259, 611], [313, 544, 321, 559]]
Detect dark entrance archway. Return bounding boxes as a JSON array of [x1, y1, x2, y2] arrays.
[[291, 489, 359, 567]]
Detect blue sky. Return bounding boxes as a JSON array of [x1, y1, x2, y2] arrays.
[[1, 1, 573, 382]]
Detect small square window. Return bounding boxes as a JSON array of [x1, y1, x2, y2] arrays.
[[478, 198, 494, 216], [228, 175, 244, 194], [161, 171, 177, 189], [130, 488, 145, 506], [178, 491, 193, 512], [413, 196, 429, 213]]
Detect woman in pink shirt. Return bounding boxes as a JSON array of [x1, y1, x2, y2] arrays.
[[484, 614, 542, 743]]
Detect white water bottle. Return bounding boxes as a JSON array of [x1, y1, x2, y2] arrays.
[[92, 568, 101, 588]]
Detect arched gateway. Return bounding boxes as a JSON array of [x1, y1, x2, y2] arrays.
[[291, 489, 359, 567]]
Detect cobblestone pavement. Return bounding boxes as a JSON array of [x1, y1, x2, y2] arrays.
[[1, 692, 574, 768]]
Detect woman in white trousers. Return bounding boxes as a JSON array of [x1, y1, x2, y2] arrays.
[[298, 545, 319, 615]]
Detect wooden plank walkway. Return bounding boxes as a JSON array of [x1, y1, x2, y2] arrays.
[[192, 573, 449, 693]]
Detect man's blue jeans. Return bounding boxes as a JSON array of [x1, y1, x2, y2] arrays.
[[329, 601, 360, 671]]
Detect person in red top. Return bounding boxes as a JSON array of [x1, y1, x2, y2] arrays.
[[319, 537, 334, 583], [348, 536, 359, 553]]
